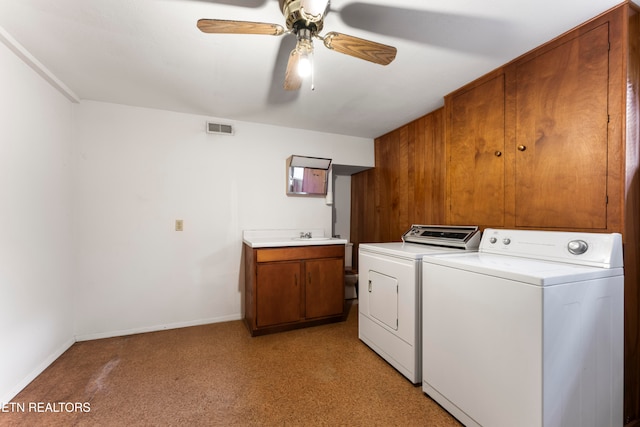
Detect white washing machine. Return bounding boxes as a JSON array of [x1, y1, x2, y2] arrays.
[[358, 225, 480, 384], [422, 228, 624, 427]]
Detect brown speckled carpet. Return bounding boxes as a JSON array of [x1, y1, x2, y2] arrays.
[[2, 302, 460, 426]]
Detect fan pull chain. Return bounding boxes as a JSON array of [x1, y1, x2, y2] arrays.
[[311, 53, 315, 91]]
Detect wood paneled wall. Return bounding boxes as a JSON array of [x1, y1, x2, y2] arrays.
[[624, 7, 640, 425], [350, 108, 446, 268]]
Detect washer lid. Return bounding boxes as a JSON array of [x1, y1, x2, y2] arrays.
[[422, 252, 623, 286]]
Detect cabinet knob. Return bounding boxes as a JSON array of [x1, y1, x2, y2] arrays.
[[517, 145, 527, 152], [494, 151, 502, 157]]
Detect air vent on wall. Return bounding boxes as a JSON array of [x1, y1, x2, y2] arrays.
[[206, 121, 234, 135]]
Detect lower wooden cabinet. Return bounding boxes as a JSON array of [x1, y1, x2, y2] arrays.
[[244, 244, 345, 336], [304, 258, 344, 319], [255, 262, 301, 327]]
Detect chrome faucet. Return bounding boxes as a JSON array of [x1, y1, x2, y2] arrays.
[[299, 231, 312, 239]]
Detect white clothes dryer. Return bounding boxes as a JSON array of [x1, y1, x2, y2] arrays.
[[421, 228, 624, 427], [358, 225, 480, 384]]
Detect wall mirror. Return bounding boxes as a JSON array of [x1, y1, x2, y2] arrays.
[[286, 155, 332, 196]]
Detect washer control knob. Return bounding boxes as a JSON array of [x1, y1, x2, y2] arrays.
[[568, 240, 588, 255], [489, 237, 497, 244], [502, 238, 511, 245]]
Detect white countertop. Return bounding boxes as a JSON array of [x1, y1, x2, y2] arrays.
[[243, 229, 348, 248]]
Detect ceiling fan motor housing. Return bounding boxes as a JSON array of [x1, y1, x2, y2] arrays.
[[279, 0, 327, 34]]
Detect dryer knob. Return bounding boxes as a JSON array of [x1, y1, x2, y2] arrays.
[[568, 240, 588, 255], [502, 238, 511, 245], [489, 237, 497, 244]]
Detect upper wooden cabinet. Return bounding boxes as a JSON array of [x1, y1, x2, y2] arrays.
[[511, 23, 610, 229], [446, 73, 506, 227], [446, 11, 618, 232]]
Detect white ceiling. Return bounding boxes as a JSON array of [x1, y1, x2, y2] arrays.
[[0, 0, 627, 138]]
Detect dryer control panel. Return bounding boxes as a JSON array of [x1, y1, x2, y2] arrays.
[[402, 225, 480, 250]]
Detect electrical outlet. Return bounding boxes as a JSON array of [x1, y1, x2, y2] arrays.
[[175, 219, 183, 231]]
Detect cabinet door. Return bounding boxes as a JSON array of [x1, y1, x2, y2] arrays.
[[447, 74, 505, 227], [304, 258, 344, 319], [514, 24, 609, 229], [256, 262, 301, 327]]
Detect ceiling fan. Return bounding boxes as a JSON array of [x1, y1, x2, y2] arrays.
[[197, 0, 397, 90]]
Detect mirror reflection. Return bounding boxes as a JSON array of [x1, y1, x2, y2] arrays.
[[286, 155, 332, 196]]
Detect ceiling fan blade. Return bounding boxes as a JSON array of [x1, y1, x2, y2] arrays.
[[268, 34, 300, 104], [322, 32, 396, 65], [283, 49, 302, 91], [197, 19, 285, 36]]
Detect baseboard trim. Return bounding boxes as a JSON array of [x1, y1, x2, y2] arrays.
[[1, 337, 75, 404], [74, 314, 243, 342]]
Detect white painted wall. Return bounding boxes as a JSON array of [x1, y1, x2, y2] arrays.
[[73, 101, 374, 340], [0, 41, 75, 402]]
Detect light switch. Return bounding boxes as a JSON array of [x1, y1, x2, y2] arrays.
[[175, 219, 183, 231]]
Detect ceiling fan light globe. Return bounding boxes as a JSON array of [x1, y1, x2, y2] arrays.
[[297, 56, 313, 77]]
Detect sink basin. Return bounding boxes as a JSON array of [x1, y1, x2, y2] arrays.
[[292, 237, 332, 241]]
